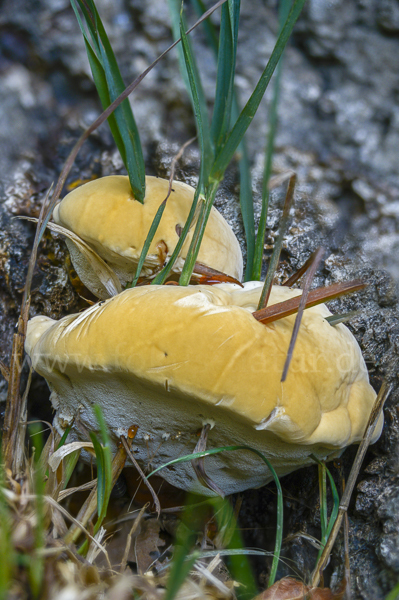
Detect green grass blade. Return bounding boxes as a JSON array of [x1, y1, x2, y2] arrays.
[[56, 422, 73, 450], [72, 0, 146, 201], [85, 40, 127, 164], [89, 432, 106, 517], [168, 0, 214, 181], [27, 424, 45, 598], [252, 0, 291, 281], [147, 444, 283, 588], [178, 180, 219, 285], [312, 456, 340, 561], [176, 3, 222, 285], [323, 465, 339, 544], [235, 102, 255, 281], [212, 497, 258, 600], [128, 199, 168, 287], [326, 310, 360, 326], [72, 0, 127, 167], [73, 0, 100, 53], [0, 459, 15, 600], [210, 0, 307, 181], [152, 187, 202, 285], [89, 405, 112, 522], [190, 0, 255, 281], [386, 583, 399, 600], [94, 12, 145, 200], [210, 0, 240, 148], [164, 510, 200, 600], [318, 463, 328, 542]]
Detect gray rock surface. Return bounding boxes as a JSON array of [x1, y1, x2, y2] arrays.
[[0, 0, 398, 598]]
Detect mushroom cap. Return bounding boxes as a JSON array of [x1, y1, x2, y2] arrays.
[[53, 176, 243, 297], [25, 282, 382, 495]]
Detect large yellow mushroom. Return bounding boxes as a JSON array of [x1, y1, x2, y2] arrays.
[[53, 175, 243, 297], [25, 282, 382, 496]]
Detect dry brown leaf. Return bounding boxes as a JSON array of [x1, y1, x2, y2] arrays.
[[254, 577, 345, 600], [135, 518, 167, 574]]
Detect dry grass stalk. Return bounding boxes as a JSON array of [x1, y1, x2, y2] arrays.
[[310, 381, 392, 588]]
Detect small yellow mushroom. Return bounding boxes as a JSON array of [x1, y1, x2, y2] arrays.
[[53, 175, 243, 297], [25, 282, 382, 496]]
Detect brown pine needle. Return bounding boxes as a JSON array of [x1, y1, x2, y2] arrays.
[[253, 280, 366, 325], [282, 248, 323, 287], [257, 173, 297, 310]]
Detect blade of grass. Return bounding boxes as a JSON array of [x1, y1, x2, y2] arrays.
[[326, 310, 360, 326], [28, 423, 45, 598], [311, 382, 391, 588], [196, 1, 255, 280], [151, 188, 203, 284], [70, 425, 136, 549], [212, 497, 258, 600], [190, 0, 255, 280], [177, 2, 221, 285], [147, 443, 283, 588], [40, 0, 228, 247], [73, 0, 146, 201], [168, 0, 214, 181], [257, 173, 296, 310], [91, 405, 112, 523], [253, 280, 367, 325], [210, 0, 240, 148], [210, 0, 307, 181], [252, 0, 292, 281], [70, 0, 127, 165], [386, 583, 399, 600], [128, 137, 195, 288], [164, 539, 200, 600], [238, 134, 255, 281], [179, 180, 219, 284], [0, 460, 15, 600], [281, 246, 324, 382], [319, 463, 328, 543]]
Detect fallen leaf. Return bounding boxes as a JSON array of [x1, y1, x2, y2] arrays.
[[135, 518, 167, 574]]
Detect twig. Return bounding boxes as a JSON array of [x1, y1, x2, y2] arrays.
[[2, 185, 52, 471], [310, 382, 391, 588], [283, 248, 324, 287], [253, 280, 366, 325]]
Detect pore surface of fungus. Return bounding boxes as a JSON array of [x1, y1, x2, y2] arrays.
[[53, 176, 243, 297], [25, 282, 382, 496]]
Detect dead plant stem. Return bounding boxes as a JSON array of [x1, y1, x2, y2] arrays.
[[310, 382, 391, 588]]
